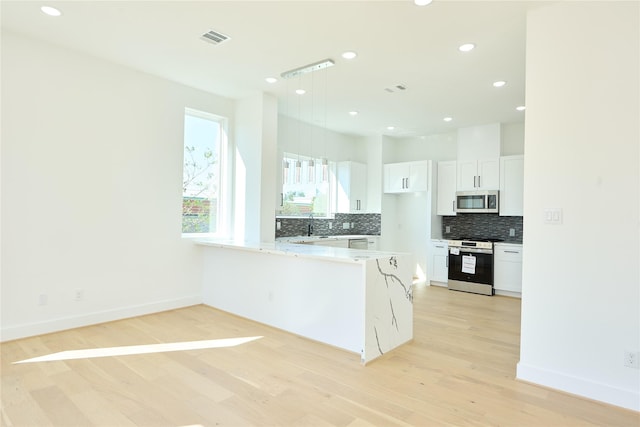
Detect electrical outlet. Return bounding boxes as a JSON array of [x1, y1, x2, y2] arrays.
[[343, 222, 350, 229], [74, 289, 84, 302], [350, 222, 354, 229], [328, 222, 333, 229], [445, 226, 451, 234], [624, 351, 640, 369], [38, 293, 48, 306], [509, 228, 515, 237], [276, 221, 281, 230]]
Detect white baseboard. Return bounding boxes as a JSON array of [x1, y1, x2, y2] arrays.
[[517, 362, 640, 412], [494, 289, 522, 298], [0, 295, 202, 342]]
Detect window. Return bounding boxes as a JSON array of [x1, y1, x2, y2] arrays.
[[182, 108, 227, 235], [281, 153, 334, 217]]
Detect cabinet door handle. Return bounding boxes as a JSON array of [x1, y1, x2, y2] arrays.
[[435, 245, 444, 248], [406, 177, 409, 189], [280, 193, 283, 207], [504, 250, 520, 254], [446, 257, 449, 267], [474, 176, 477, 187], [452, 200, 456, 212], [477, 175, 481, 188]]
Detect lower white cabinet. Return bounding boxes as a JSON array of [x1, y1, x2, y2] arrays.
[[311, 239, 349, 248], [366, 236, 378, 250], [429, 239, 449, 285], [494, 243, 523, 295]]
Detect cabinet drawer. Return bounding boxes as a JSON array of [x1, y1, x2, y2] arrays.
[[494, 244, 522, 262]]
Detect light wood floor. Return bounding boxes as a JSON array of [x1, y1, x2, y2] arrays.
[[2, 285, 638, 426]]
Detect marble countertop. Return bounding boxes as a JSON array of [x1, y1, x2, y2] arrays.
[[276, 234, 377, 244], [194, 237, 404, 264]]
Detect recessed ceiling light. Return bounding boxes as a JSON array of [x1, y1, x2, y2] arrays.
[[493, 80, 507, 88], [516, 105, 526, 111], [295, 89, 306, 95], [41, 6, 62, 16], [458, 43, 475, 52], [387, 126, 395, 131], [443, 117, 453, 122], [414, 0, 433, 6], [265, 77, 277, 84], [349, 111, 358, 116], [342, 51, 357, 60]]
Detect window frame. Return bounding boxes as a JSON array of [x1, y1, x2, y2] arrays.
[[278, 152, 336, 219], [181, 107, 230, 238]]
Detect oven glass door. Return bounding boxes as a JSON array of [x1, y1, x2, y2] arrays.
[[448, 250, 494, 285]]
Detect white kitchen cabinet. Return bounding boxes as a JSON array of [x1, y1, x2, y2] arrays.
[[494, 243, 523, 295], [312, 239, 349, 248], [457, 158, 499, 191], [366, 236, 378, 250], [499, 155, 524, 216], [384, 161, 429, 193], [336, 161, 367, 213], [429, 239, 449, 285], [436, 160, 457, 215]]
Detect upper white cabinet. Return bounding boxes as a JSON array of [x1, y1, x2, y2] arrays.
[[336, 161, 367, 213], [384, 161, 429, 193], [436, 161, 457, 215], [456, 123, 501, 191], [499, 155, 524, 216], [457, 158, 500, 191]]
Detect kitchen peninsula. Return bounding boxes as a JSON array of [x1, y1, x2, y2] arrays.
[[196, 239, 412, 364]]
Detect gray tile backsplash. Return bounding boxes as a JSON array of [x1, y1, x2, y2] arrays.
[[442, 214, 523, 243], [276, 213, 381, 238]]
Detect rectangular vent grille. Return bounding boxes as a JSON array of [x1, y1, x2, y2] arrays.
[[201, 30, 230, 45]]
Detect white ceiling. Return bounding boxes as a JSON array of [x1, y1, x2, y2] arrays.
[[0, 0, 545, 138]]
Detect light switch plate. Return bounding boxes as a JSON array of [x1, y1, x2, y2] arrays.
[[544, 208, 563, 224]]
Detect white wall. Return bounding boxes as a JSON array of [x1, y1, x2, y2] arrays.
[[234, 93, 278, 243], [1, 32, 234, 340], [518, 2, 639, 411], [363, 134, 383, 213], [501, 122, 525, 156], [277, 115, 363, 163], [382, 132, 457, 164]]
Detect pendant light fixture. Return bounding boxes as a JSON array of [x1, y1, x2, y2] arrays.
[[321, 65, 329, 182], [307, 70, 316, 184], [280, 59, 335, 184], [295, 74, 302, 184]]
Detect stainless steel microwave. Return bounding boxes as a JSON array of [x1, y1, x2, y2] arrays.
[[455, 190, 499, 213]]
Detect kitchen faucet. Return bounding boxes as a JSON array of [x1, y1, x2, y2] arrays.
[[307, 213, 314, 236]]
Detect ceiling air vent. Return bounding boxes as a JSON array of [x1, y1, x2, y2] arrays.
[[200, 30, 230, 45]]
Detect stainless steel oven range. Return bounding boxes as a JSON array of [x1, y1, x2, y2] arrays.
[[447, 238, 503, 296]]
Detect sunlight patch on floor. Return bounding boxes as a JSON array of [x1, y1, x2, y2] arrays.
[[14, 336, 263, 364]]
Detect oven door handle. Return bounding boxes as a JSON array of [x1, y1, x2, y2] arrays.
[[451, 248, 493, 255]]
